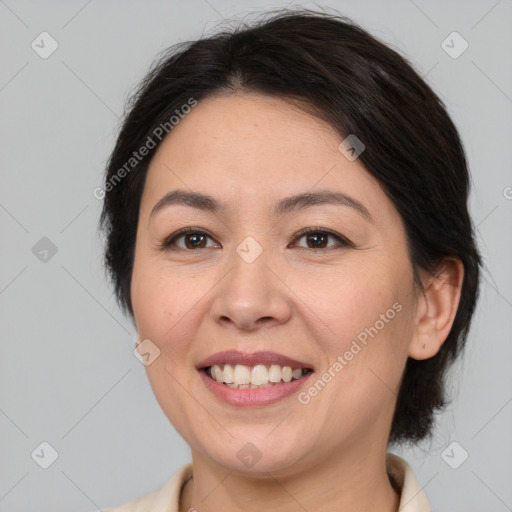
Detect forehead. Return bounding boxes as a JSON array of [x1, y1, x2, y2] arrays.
[[151, 93, 340, 172], [141, 93, 392, 222]]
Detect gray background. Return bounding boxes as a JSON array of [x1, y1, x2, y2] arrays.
[[1, 0, 511, 510]]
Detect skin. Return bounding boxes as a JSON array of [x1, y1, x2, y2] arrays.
[[130, 93, 464, 512]]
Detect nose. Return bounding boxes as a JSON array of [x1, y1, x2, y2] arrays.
[[209, 245, 292, 331]]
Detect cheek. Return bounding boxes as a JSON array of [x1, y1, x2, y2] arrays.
[[132, 259, 190, 332], [291, 256, 413, 401], [131, 260, 213, 371], [131, 263, 202, 429], [285, 258, 405, 346]]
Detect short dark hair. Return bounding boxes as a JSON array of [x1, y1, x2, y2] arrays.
[[99, 8, 482, 445]]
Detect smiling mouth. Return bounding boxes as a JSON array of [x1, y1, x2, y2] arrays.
[[203, 363, 313, 389]]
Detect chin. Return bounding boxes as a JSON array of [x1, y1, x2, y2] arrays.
[[195, 432, 315, 476]]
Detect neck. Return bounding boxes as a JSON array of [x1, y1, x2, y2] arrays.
[[179, 444, 400, 512]]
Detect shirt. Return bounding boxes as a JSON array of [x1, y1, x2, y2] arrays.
[[103, 453, 431, 511]]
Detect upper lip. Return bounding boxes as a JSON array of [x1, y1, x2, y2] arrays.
[[196, 350, 314, 370]]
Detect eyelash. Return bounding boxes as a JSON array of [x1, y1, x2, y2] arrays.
[[157, 226, 353, 252]]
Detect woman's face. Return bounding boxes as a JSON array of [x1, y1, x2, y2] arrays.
[[131, 93, 420, 475]]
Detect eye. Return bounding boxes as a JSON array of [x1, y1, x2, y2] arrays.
[[291, 227, 353, 250], [158, 226, 353, 252], [158, 227, 219, 251]]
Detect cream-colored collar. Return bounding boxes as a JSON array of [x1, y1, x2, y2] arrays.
[[386, 453, 431, 511]]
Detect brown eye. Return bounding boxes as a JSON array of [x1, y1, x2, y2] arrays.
[[159, 228, 218, 251], [304, 232, 329, 249], [182, 233, 208, 249], [293, 228, 352, 250]]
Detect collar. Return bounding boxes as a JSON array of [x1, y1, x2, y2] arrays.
[[386, 453, 431, 511]]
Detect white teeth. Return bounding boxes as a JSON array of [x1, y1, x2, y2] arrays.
[[251, 364, 268, 385], [292, 368, 303, 379], [281, 366, 292, 383], [234, 364, 251, 385], [213, 365, 223, 382], [223, 364, 234, 383], [268, 364, 282, 383], [207, 363, 308, 388]]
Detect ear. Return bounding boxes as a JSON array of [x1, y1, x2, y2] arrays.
[[408, 257, 464, 360]]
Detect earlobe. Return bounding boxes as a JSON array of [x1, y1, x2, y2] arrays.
[[408, 258, 464, 360]]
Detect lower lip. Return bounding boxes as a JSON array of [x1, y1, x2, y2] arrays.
[[199, 369, 314, 407]]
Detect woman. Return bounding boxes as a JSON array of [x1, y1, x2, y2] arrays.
[[99, 8, 481, 511]]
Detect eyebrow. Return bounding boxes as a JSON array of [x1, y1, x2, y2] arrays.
[[149, 189, 373, 223]]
